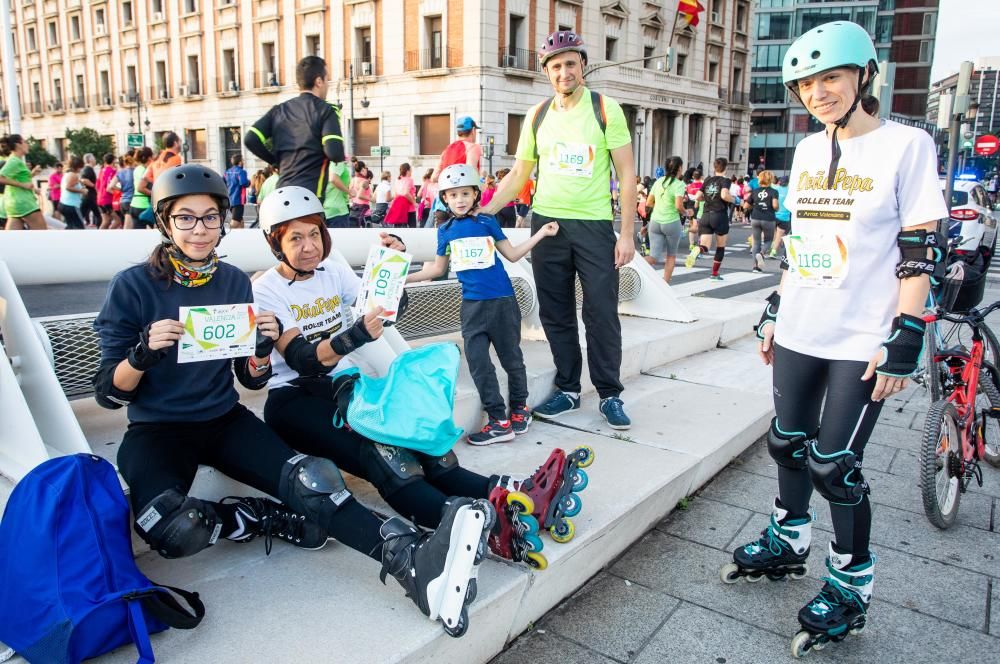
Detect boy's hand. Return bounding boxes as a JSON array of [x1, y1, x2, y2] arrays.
[[540, 221, 559, 237]]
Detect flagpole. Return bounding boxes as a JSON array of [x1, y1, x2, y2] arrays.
[[669, 0, 684, 49]]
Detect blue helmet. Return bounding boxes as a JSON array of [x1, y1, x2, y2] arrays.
[[654, 166, 665, 178], [782, 21, 877, 87]]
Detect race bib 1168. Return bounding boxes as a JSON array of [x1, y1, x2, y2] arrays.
[[786, 233, 850, 289]]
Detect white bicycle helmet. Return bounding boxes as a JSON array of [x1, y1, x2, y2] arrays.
[[258, 185, 331, 271], [438, 164, 480, 193]]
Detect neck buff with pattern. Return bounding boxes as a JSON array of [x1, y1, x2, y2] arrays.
[[166, 244, 219, 287]]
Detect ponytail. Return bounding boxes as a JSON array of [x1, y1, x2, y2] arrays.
[[662, 155, 684, 186]]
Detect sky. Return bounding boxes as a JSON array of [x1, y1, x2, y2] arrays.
[[930, 0, 1000, 83]]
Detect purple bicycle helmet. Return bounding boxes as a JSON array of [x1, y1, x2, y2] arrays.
[[538, 30, 588, 67]]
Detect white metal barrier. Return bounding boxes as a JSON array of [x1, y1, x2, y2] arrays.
[[0, 228, 692, 482]]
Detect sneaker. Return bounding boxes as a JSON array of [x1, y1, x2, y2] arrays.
[[222, 496, 330, 555], [534, 390, 581, 420], [754, 253, 765, 271], [467, 417, 515, 445], [509, 404, 532, 435], [766, 251, 779, 260], [752, 266, 762, 273], [684, 246, 700, 269], [709, 274, 724, 281], [599, 397, 631, 430]]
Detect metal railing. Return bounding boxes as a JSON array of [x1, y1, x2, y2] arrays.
[[405, 47, 458, 71], [147, 85, 171, 102], [254, 70, 283, 89], [343, 58, 381, 78], [497, 47, 540, 72]]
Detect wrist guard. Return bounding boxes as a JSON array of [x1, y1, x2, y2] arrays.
[[329, 317, 374, 356], [876, 313, 926, 378], [754, 291, 781, 341], [255, 318, 284, 359], [127, 324, 169, 372]]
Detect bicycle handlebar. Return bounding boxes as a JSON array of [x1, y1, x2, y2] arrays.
[[935, 300, 1000, 326]]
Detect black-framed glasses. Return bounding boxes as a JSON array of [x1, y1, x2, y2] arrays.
[[169, 213, 224, 230]]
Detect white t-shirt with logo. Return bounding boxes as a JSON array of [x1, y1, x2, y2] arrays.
[[776, 120, 948, 362], [252, 259, 362, 389]]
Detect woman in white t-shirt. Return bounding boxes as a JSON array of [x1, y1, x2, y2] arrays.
[[372, 170, 393, 225], [723, 21, 948, 655]]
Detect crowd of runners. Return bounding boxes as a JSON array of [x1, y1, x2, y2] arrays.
[[0, 20, 953, 659]]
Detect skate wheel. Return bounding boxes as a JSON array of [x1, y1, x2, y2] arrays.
[[719, 562, 741, 584], [790, 631, 811, 658], [574, 446, 596, 468], [789, 566, 809, 580], [524, 532, 545, 553], [561, 492, 583, 518], [507, 491, 535, 515], [443, 608, 469, 638], [526, 551, 548, 570], [849, 620, 866, 636], [549, 518, 575, 543], [570, 469, 589, 492], [745, 572, 764, 583], [465, 578, 478, 604], [518, 513, 541, 536]]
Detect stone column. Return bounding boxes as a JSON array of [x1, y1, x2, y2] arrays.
[[671, 112, 685, 157], [701, 116, 715, 169]]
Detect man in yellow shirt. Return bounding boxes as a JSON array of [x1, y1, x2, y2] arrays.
[[483, 31, 636, 429]]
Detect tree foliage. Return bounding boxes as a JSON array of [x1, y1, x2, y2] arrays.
[[65, 127, 114, 160], [25, 136, 57, 168]]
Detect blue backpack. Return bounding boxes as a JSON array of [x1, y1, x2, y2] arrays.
[[333, 343, 465, 457], [0, 454, 204, 664]]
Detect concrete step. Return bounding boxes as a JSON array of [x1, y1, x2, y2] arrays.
[[57, 328, 773, 664]]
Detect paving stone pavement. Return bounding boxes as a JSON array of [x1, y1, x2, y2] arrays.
[[492, 384, 1000, 663]]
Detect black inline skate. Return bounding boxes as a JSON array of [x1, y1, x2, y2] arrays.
[[720, 498, 811, 583], [790, 545, 874, 658]]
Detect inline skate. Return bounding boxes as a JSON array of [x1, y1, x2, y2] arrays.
[[517, 446, 595, 543], [487, 485, 548, 569], [721, 498, 811, 583]]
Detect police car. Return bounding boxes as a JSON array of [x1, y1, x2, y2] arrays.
[[940, 176, 997, 255]]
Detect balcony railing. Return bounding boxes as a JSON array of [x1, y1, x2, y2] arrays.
[[343, 57, 381, 78], [215, 77, 242, 94], [498, 47, 540, 73], [405, 47, 459, 71], [719, 87, 750, 107], [147, 85, 171, 102], [254, 70, 283, 89]]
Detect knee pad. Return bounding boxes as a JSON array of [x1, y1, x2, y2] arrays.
[[135, 488, 223, 559], [278, 454, 353, 524], [360, 443, 426, 496], [808, 443, 869, 506], [714, 247, 726, 261], [766, 418, 811, 470], [420, 450, 459, 482]]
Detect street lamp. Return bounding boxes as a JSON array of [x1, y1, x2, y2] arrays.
[[635, 116, 645, 177]]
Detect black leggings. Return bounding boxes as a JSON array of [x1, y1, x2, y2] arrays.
[[265, 387, 493, 528], [771, 344, 883, 556], [59, 204, 85, 230], [117, 404, 383, 559]]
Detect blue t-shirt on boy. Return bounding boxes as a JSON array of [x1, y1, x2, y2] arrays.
[[436, 214, 515, 301]]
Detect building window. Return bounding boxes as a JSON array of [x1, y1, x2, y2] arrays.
[[26, 26, 36, 52], [155, 60, 168, 98], [417, 114, 450, 155], [186, 55, 200, 95], [222, 49, 238, 90], [262, 42, 277, 85], [69, 15, 81, 41], [122, 1, 134, 26], [644, 46, 655, 69], [605, 36, 617, 62], [32, 81, 41, 106], [506, 114, 524, 155], [187, 129, 207, 160], [74, 74, 85, 106], [53, 78, 63, 106], [752, 44, 788, 71], [508, 14, 524, 53], [918, 40, 932, 63], [357, 27, 372, 65], [125, 65, 137, 98], [708, 62, 719, 83], [426, 16, 443, 68], [305, 34, 321, 58], [752, 112, 785, 134], [922, 13, 936, 36], [709, 0, 723, 24], [750, 76, 785, 104], [95, 8, 106, 29], [151, 0, 164, 16], [756, 13, 791, 40], [354, 118, 380, 159], [735, 2, 748, 33], [99, 70, 111, 105], [183, 0, 197, 14], [676, 53, 687, 77], [733, 66, 743, 90], [46, 20, 57, 46]]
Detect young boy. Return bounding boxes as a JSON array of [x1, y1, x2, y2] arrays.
[[407, 164, 558, 445]]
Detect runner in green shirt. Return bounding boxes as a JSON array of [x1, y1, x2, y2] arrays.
[[482, 31, 636, 430], [0, 134, 45, 230], [322, 161, 352, 227], [644, 156, 687, 283]]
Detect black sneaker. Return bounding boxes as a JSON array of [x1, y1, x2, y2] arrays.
[[509, 404, 532, 435], [222, 496, 330, 555], [467, 417, 515, 445]]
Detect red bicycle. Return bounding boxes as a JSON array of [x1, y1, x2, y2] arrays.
[[920, 300, 1000, 529]]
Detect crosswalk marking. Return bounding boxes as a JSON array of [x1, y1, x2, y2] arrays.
[[670, 270, 776, 297]]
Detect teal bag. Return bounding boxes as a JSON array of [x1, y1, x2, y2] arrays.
[[333, 343, 464, 457]]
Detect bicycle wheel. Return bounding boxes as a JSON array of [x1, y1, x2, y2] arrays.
[[920, 399, 963, 529], [977, 366, 1000, 468]]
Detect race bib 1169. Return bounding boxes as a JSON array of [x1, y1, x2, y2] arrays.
[[547, 142, 596, 179]]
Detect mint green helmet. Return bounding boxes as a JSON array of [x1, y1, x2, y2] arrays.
[[782, 21, 877, 86]]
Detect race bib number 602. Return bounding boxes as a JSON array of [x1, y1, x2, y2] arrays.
[[178, 304, 256, 363]]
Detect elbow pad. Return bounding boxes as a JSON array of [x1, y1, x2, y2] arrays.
[[284, 335, 334, 378], [92, 361, 138, 410], [330, 317, 374, 356], [896, 229, 944, 283], [234, 357, 272, 390]]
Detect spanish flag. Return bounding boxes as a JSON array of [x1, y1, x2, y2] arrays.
[[678, 0, 705, 26]]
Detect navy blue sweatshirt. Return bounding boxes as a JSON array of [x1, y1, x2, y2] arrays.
[[94, 261, 252, 423]]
